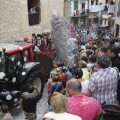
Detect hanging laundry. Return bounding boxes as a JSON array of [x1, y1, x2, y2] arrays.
[[106, 4, 115, 14], [90, 5, 101, 12]]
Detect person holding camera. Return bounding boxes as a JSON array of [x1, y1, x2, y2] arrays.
[[19, 85, 42, 120]]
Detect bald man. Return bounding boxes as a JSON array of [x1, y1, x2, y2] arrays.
[[66, 79, 102, 120]]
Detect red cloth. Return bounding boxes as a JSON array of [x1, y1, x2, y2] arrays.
[[24, 37, 29, 42]]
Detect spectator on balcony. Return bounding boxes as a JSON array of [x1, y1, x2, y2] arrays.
[[29, 4, 36, 14], [35, 7, 40, 12]]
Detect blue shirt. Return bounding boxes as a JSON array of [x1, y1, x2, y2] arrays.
[[66, 71, 73, 79], [50, 82, 63, 94]]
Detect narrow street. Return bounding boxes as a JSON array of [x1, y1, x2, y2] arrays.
[[0, 0, 120, 120]]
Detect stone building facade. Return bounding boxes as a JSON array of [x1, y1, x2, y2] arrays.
[[0, 0, 64, 41]]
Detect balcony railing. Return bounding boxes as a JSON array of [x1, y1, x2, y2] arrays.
[[28, 12, 40, 26], [71, 9, 89, 17], [89, 5, 102, 12]]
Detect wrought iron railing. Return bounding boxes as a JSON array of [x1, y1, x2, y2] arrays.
[[28, 12, 40, 26], [71, 9, 89, 17]]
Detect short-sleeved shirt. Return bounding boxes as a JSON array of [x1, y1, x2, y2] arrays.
[[89, 67, 118, 104], [67, 95, 102, 120], [44, 112, 82, 120], [50, 82, 63, 94], [81, 80, 89, 94], [21, 92, 42, 113]]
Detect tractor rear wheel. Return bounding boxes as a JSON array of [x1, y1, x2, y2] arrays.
[[20, 70, 44, 93]]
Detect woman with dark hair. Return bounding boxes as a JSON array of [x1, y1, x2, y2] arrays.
[[74, 68, 89, 95]]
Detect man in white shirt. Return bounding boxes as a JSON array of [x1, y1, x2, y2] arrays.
[[29, 5, 36, 14]]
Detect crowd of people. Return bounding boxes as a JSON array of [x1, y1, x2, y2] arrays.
[[0, 28, 120, 120], [31, 32, 54, 52], [44, 32, 120, 120]]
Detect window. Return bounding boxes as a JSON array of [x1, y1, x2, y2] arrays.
[[82, 4, 85, 9], [91, 0, 94, 5], [106, 0, 108, 4], [28, 0, 41, 26], [96, 0, 98, 5], [74, 1, 78, 10], [94, 18, 98, 23]]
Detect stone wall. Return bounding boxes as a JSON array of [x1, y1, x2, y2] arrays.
[[0, 0, 64, 41], [64, 0, 71, 22], [0, 0, 29, 41], [41, 0, 64, 31]]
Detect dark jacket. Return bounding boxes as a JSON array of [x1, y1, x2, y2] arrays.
[[21, 92, 42, 113], [111, 56, 120, 72]]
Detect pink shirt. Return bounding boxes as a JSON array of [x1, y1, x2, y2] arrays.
[[67, 95, 102, 120]]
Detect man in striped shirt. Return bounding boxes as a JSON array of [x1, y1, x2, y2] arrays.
[[89, 54, 118, 104]]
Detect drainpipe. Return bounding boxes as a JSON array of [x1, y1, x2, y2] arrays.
[[87, 0, 89, 26], [88, 0, 89, 13]]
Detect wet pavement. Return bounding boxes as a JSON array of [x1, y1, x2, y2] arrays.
[[12, 85, 49, 120]]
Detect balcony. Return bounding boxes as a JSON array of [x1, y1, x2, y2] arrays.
[[71, 9, 89, 17], [28, 12, 40, 26], [89, 5, 102, 12]]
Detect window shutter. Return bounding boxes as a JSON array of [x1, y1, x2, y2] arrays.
[[74, 1, 78, 10]]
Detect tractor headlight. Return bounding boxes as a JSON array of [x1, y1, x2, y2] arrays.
[[6, 94, 12, 100]]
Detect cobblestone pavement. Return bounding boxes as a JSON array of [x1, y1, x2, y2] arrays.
[[12, 85, 49, 120]]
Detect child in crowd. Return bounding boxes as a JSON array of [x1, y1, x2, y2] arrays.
[[87, 55, 97, 72], [78, 60, 91, 80], [50, 76, 63, 95]]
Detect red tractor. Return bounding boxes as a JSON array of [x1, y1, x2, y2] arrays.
[[0, 41, 53, 108]]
